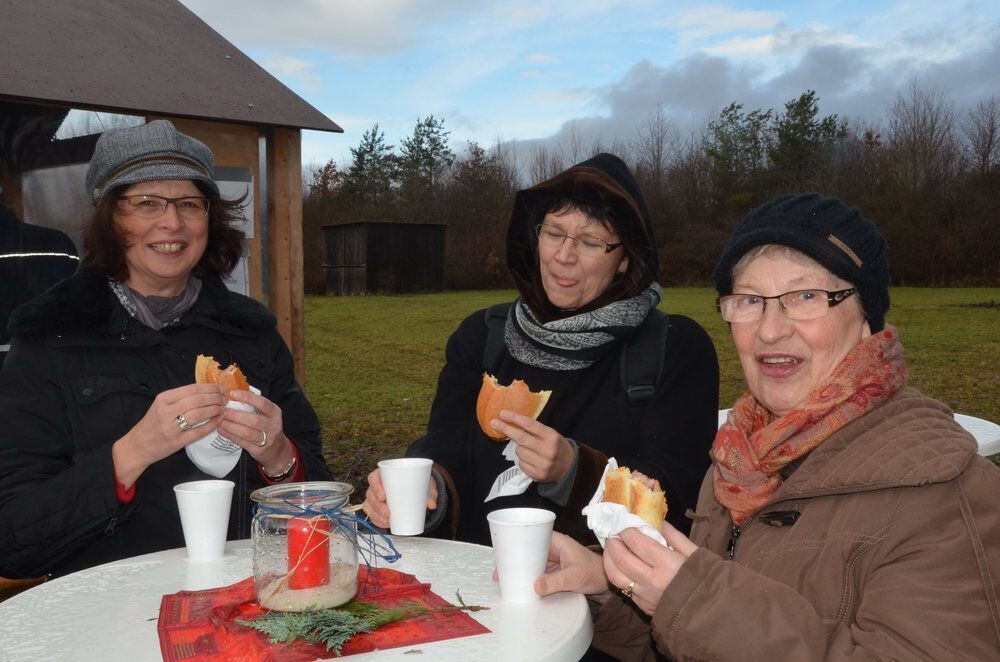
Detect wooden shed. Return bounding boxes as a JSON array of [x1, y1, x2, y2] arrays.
[[0, 0, 342, 384], [323, 222, 446, 295]]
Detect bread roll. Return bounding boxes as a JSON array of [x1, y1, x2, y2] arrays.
[[603, 466, 667, 529], [195, 354, 249, 399], [476, 373, 551, 441]]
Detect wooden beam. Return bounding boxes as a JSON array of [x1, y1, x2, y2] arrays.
[[266, 128, 305, 387]]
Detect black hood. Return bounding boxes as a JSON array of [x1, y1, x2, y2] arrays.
[[506, 153, 658, 322]]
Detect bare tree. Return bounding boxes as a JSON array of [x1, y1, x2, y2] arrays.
[[631, 104, 675, 190], [560, 122, 587, 165], [886, 82, 960, 192], [962, 96, 1000, 176], [528, 143, 563, 184]]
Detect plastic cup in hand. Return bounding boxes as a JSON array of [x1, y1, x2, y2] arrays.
[[488, 507, 556, 603], [377, 458, 434, 535], [173, 479, 234, 561]]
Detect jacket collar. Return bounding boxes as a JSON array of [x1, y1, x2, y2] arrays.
[[771, 388, 976, 503], [8, 264, 274, 341]]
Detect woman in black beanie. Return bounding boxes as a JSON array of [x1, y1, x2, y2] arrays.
[[532, 193, 1000, 660]]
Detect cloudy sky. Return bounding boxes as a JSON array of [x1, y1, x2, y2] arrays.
[[179, 0, 1000, 169]]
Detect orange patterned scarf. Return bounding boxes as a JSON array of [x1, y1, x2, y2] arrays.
[[712, 327, 908, 525]]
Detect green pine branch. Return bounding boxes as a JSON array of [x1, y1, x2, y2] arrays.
[[237, 599, 487, 654]]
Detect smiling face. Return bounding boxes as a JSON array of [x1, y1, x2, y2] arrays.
[[538, 207, 629, 311], [730, 248, 871, 417], [115, 180, 208, 297]]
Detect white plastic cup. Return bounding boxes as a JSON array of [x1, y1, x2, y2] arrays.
[[378, 458, 434, 535], [173, 479, 234, 561], [488, 507, 556, 603]]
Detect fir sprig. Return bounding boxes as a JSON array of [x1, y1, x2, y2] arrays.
[[237, 600, 486, 654]]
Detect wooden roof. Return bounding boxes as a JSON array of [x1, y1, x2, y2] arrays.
[[0, 0, 342, 133]]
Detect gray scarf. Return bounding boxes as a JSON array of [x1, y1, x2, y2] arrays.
[[109, 276, 202, 330], [505, 282, 662, 370]]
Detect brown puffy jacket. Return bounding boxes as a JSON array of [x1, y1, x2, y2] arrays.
[[592, 387, 1000, 660]]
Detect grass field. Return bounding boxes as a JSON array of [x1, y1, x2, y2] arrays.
[[304, 288, 999, 486]]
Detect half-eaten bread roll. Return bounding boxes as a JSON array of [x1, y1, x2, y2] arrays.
[[603, 466, 668, 529], [476, 373, 551, 441], [195, 354, 249, 399]]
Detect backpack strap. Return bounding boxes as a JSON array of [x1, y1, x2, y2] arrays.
[[482, 302, 512, 372], [620, 309, 670, 405]]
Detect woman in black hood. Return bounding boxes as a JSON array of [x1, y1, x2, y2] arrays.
[[364, 154, 719, 545]]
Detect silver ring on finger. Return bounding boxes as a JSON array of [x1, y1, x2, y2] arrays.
[[256, 429, 268, 447], [176, 414, 191, 431]]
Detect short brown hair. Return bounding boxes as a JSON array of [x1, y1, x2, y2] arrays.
[[82, 181, 245, 281]]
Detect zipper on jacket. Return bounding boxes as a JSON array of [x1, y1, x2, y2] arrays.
[[726, 524, 741, 559], [105, 514, 119, 536]]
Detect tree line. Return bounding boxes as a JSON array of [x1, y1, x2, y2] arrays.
[[302, 85, 999, 293]]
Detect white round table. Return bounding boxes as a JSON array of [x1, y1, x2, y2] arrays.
[[718, 409, 1000, 457], [0, 537, 591, 661]]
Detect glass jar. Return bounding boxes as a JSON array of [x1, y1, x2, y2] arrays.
[[250, 481, 357, 611]]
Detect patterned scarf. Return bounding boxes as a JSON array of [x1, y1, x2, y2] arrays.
[[712, 326, 908, 525], [505, 282, 662, 370]]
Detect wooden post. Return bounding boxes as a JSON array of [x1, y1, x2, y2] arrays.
[[267, 128, 306, 387]]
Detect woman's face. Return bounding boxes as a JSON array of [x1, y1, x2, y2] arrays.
[[730, 250, 871, 418], [115, 179, 209, 297], [538, 208, 629, 311]]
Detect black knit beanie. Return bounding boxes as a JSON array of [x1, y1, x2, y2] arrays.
[[712, 193, 890, 332]]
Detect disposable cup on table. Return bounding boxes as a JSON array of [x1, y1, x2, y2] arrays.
[[173, 479, 234, 561], [488, 507, 556, 603], [378, 458, 434, 535]]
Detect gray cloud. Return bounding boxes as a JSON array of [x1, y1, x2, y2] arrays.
[[507, 23, 1000, 169]]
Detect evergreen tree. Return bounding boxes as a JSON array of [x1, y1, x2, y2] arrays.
[[340, 124, 397, 219]]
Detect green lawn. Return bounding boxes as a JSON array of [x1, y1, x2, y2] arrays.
[[305, 288, 999, 485]]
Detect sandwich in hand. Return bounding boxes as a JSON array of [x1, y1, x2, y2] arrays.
[[195, 354, 250, 399], [476, 373, 551, 441], [603, 466, 668, 529]]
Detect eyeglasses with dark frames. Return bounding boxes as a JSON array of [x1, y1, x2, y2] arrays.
[[116, 194, 210, 220], [716, 287, 858, 323], [535, 223, 623, 256]]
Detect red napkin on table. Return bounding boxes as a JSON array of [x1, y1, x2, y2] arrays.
[[157, 566, 490, 660]]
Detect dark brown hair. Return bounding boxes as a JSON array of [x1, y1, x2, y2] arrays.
[[82, 181, 245, 281]]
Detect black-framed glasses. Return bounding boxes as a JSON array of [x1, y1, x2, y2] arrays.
[[116, 194, 210, 220], [535, 223, 623, 256], [716, 287, 858, 323]]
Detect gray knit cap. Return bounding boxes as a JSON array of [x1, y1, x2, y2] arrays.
[[85, 120, 218, 202]]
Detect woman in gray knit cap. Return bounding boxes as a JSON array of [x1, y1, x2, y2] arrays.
[[531, 193, 1000, 660], [0, 121, 332, 578]]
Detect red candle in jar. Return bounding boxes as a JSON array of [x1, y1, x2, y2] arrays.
[[287, 516, 330, 589]]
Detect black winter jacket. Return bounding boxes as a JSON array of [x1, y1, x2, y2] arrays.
[[0, 266, 332, 578], [1, 204, 79, 369], [408, 307, 719, 546]]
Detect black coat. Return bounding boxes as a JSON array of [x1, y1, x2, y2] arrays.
[[409, 307, 719, 546], [0, 266, 332, 578], [1, 204, 79, 368]]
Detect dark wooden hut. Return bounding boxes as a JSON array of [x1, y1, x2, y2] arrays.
[[323, 222, 446, 295]]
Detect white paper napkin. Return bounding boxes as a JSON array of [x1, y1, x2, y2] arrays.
[[581, 458, 669, 548], [484, 440, 534, 502], [185, 385, 261, 478]]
